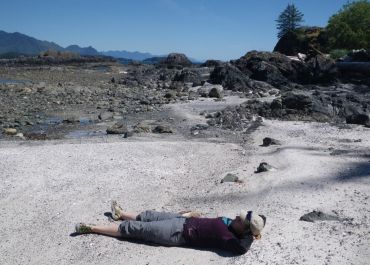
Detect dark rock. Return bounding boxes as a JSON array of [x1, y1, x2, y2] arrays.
[[169, 81, 185, 91], [232, 51, 290, 85], [210, 63, 251, 92], [123, 131, 134, 138], [202, 60, 222, 67], [232, 51, 319, 85], [209, 86, 370, 128], [282, 91, 313, 110], [106, 122, 128, 134], [346, 113, 370, 126], [344, 49, 370, 62], [249, 80, 277, 93], [24, 132, 47, 140], [196, 83, 224, 98], [164, 91, 177, 99], [262, 137, 281, 146], [173, 69, 202, 86], [188, 91, 198, 100], [63, 116, 80, 124], [98, 111, 114, 121], [255, 162, 274, 173], [330, 149, 350, 156], [273, 27, 328, 56], [152, 125, 173, 133], [160, 53, 192, 68], [221, 173, 241, 183], [134, 122, 152, 133], [299, 210, 341, 222], [305, 55, 338, 83], [191, 124, 209, 131], [208, 87, 223, 98], [139, 98, 151, 105]]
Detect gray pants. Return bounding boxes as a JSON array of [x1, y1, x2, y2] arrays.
[[118, 210, 186, 246]]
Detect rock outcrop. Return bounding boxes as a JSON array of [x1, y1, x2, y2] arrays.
[[160, 53, 192, 68], [273, 27, 328, 56]]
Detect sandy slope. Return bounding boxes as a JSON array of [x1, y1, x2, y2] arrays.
[[0, 119, 369, 265]]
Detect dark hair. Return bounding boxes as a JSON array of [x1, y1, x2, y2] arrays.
[[259, 215, 267, 226]]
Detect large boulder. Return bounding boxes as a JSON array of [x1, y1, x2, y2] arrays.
[[282, 91, 313, 110], [201, 60, 223, 67], [208, 86, 223, 98], [343, 49, 370, 62], [232, 51, 312, 86], [209, 63, 251, 92], [305, 54, 338, 83], [106, 122, 128, 135], [160, 53, 192, 68], [173, 69, 202, 86], [192, 83, 224, 98], [346, 113, 370, 126]]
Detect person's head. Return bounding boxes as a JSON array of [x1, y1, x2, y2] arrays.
[[231, 211, 266, 239]]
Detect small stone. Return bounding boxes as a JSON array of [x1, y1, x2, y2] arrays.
[[164, 91, 177, 99], [123, 131, 134, 138], [152, 125, 173, 134], [262, 137, 281, 146], [255, 162, 275, 173], [106, 122, 128, 134], [299, 210, 341, 222], [15, 133, 25, 140], [208, 87, 223, 98], [3, 128, 17, 135], [63, 116, 79, 124], [134, 122, 151, 133], [98, 111, 114, 121], [221, 173, 240, 183]]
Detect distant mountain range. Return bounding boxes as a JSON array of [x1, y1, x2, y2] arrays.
[[0, 30, 201, 62], [0, 30, 100, 56]]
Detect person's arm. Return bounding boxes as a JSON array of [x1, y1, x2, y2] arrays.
[[224, 234, 254, 255], [225, 238, 248, 255]]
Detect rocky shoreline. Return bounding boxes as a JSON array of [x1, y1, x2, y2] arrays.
[[1, 52, 369, 141]]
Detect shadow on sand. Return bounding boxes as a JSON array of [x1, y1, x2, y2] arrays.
[[70, 228, 254, 257]]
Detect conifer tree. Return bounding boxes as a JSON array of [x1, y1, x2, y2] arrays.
[[276, 4, 304, 38]]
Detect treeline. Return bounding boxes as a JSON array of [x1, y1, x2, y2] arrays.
[[275, 1, 370, 58]]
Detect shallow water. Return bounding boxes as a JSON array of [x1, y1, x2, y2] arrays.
[[0, 78, 28, 84], [66, 130, 106, 139]]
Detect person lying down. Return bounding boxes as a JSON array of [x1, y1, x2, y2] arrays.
[[74, 200, 266, 255]]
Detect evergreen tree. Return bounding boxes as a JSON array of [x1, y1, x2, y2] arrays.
[[276, 4, 304, 39]]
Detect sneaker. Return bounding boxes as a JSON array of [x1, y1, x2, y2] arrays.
[[111, 200, 123, 221], [75, 223, 94, 234]]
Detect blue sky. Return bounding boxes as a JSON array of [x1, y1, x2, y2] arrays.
[[0, 0, 350, 60]]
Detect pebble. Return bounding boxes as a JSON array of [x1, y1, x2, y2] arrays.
[[3, 128, 17, 135]]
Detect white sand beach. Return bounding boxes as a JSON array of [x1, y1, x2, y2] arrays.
[[1, 117, 369, 265]]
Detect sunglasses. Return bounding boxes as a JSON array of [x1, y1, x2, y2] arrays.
[[245, 211, 263, 240]]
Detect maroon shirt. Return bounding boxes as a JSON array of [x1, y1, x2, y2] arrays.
[[182, 217, 249, 255]]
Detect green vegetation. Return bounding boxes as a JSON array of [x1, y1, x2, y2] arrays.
[[276, 4, 304, 39], [329, 49, 349, 59], [327, 0, 370, 50]]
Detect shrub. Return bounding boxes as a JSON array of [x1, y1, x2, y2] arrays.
[[329, 49, 349, 60], [327, 0, 370, 50]]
